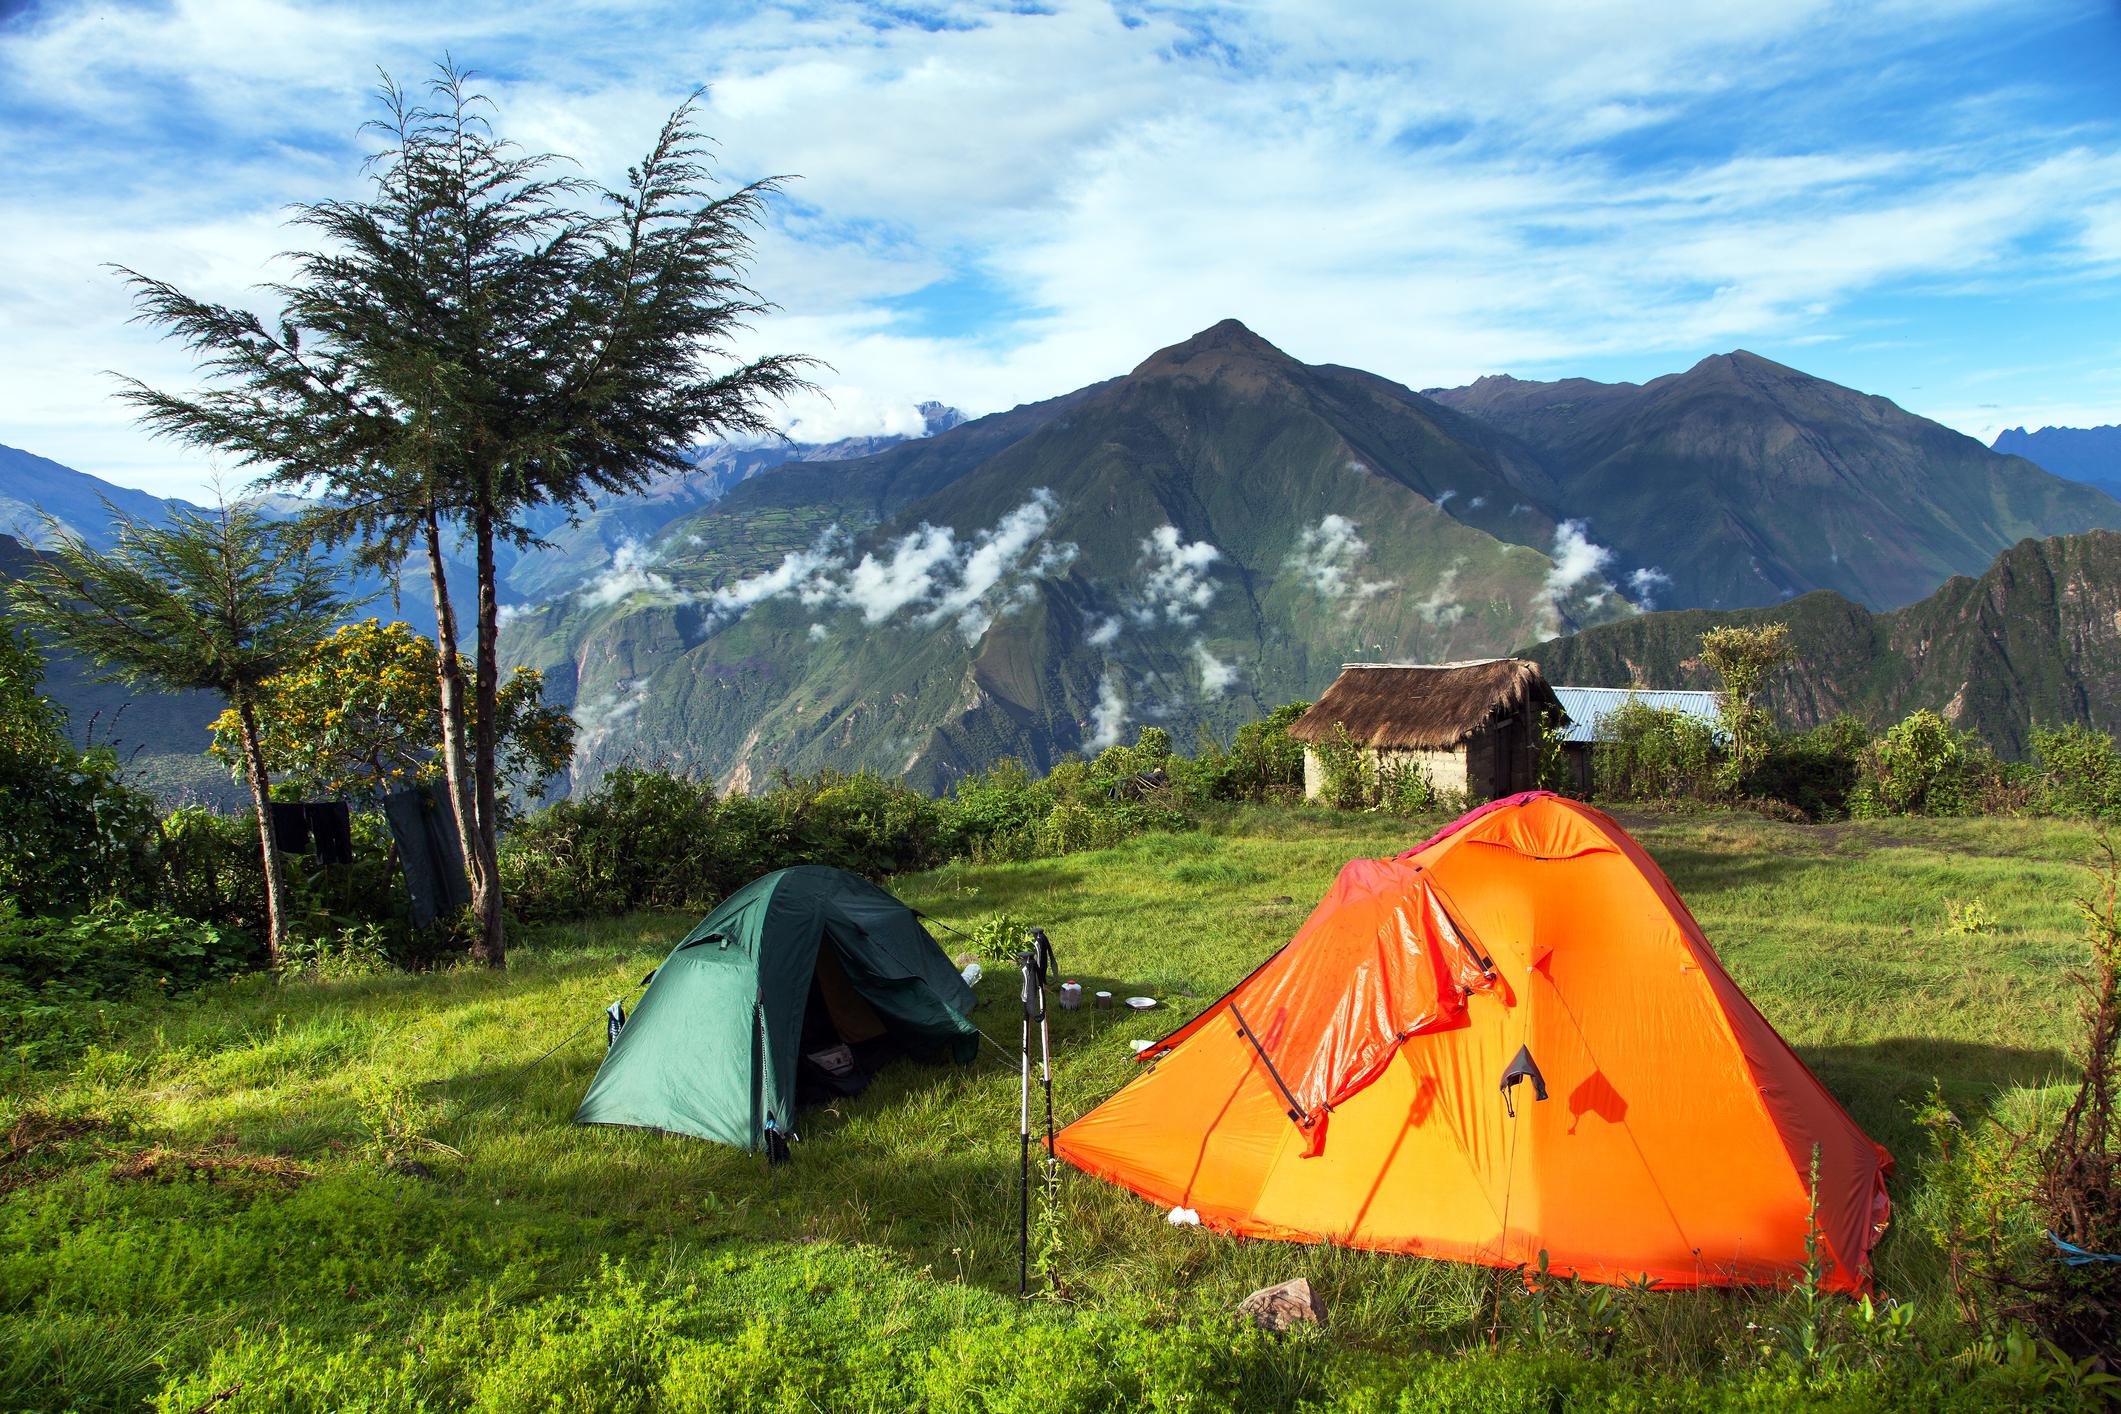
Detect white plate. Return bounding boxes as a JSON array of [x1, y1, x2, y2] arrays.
[[1125, 996, 1157, 1010]]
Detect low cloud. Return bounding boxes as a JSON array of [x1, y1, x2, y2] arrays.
[[1132, 524, 1221, 626], [1534, 519, 1616, 636], [581, 540, 676, 608], [1192, 639, 1238, 698], [1086, 673, 1128, 752], [571, 678, 648, 770], [1626, 566, 1674, 610], [693, 490, 1075, 643], [1085, 614, 1122, 647], [1286, 514, 1389, 606], [1416, 561, 1467, 628], [808, 622, 828, 641]]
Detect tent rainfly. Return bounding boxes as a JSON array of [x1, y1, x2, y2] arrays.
[[576, 867, 978, 1152], [1053, 792, 1894, 1291], [1288, 659, 1564, 803]]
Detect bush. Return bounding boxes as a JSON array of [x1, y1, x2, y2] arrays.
[[2031, 724, 2121, 820], [1849, 710, 2020, 818], [1313, 724, 1375, 811], [0, 624, 161, 916], [1749, 717, 1869, 820], [503, 766, 952, 922], [1168, 703, 1310, 805], [1594, 698, 1720, 802], [945, 758, 1054, 863]]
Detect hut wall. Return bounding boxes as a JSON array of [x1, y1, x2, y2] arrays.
[[1303, 744, 1468, 801]]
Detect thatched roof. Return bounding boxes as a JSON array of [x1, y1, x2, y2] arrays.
[[1288, 660, 1563, 750]]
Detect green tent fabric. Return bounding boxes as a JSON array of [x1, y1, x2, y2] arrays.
[[575, 866, 979, 1151]]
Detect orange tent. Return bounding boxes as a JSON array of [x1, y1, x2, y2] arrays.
[[1054, 792, 1892, 1291]]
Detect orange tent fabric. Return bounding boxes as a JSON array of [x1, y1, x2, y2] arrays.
[[1054, 792, 1892, 1291]]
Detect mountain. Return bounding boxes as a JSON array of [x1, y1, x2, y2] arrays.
[[1525, 530, 2121, 757], [0, 443, 190, 549], [1993, 425, 2121, 501], [502, 320, 1641, 794], [1427, 353, 2121, 610]]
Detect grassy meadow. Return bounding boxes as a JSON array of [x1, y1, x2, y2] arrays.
[[1, 807, 2105, 1411]]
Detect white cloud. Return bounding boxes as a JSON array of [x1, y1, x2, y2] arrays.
[[571, 678, 649, 770], [708, 532, 846, 615], [807, 622, 828, 641], [1533, 519, 1616, 636], [3, 1, 2117, 498], [1286, 514, 1389, 606], [699, 491, 1074, 641], [1086, 672, 1128, 752], [1132, 524, 1221, 625], [1192, 640, 1238, 699], [581, 539, 675, 608], [1626, 566, 1674, 609], [1085, 614, 1123, 648], [1417, 562, 1468, 628]]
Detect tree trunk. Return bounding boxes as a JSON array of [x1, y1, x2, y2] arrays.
[[236, 695, 290, 968], [425, 508, 482, 883], [469, 506, 505, 968]]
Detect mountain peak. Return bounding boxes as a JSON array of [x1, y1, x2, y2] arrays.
[[1131, 318, 1292, 378]]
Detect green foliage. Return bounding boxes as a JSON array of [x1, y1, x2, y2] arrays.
[[1852, 710, 2005, 817], [1314, 723, 1375, 810], [1376, 755, 1440, 815], [968, 912, 1035, 964], [1701, 623, 1794, 790], [502, 767, 951, 922], [0, 900, 255, 1069], [2032, 724, 2121, 820], [1174, 701, 1311, 805], [1749, 718, 1870, 820], [1594, 697, 1721, 802], [0, 625, 161, 917], [207, 619, 575, 803]]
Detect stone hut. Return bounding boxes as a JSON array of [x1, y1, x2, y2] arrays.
[[1289, 660, 1565, 803]]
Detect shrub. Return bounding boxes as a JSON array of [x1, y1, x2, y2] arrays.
[[0, 899, 254, 999], [1313, 724, 1375, 810], [1377, 755, 1439, 814], [0, 624, 161, 916], [501, 767, 722, 919], [1594, 698, 1720, 802], [1852, 710, 2005, 817], [1171, 703, 1310, 805], [945, 758, 1054, 863], [2031, 724, 2121, 820], [1750, 718, 1869, 820]]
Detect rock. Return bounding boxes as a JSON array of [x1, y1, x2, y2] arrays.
[[1237, 1277, 1326, 1333], [954, 952, 979, 968]]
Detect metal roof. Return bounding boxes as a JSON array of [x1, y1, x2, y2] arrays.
[[1552, 686, 1724, 745]]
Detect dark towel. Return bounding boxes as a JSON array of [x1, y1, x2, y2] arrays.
[[382, 783, 473, 928], [307, 801, 355, 865], [270, 801, 311, 854]]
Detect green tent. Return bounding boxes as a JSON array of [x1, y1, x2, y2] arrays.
[[575, 866, 980, 1151]]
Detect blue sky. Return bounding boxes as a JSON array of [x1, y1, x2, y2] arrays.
[[3, 0, 2119, 499]]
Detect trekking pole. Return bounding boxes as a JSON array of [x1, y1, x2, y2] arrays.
[[1030, 929, 1058, 1159], [1017, 938, 1037, 1296]]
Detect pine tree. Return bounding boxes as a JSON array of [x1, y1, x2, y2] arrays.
[[6, 502, 347, 960], [110, 64, 813, 965]]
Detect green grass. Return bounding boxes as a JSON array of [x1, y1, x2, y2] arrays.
[[0, 809, 2105, 1410]]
